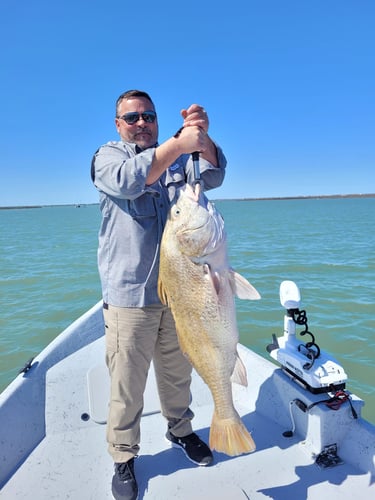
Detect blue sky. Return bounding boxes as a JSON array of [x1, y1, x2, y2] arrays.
[[1, 0, 374, 205]]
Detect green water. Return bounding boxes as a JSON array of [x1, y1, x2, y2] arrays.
[[0, 198, 374, 422]]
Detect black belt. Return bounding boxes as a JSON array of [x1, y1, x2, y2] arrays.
[[103, 302, 109, 310]]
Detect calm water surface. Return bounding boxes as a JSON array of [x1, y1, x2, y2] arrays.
[[0, 198, 374, 422]]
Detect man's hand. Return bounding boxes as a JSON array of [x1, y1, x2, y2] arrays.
[[181, 104, 209, 133]]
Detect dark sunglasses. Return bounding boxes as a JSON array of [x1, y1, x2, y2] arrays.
[[118, 111, 157, 125]]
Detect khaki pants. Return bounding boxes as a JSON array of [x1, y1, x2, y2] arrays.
[[103, 304, 194, 463]]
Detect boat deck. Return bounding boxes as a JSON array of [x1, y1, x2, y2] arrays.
[[1, 304, 374, 499]]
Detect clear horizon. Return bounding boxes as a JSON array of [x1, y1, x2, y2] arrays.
[[1, 192, 375, 210], [1, 1, 374, 206]]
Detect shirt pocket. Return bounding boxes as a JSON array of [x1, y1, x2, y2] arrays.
[[119, 195, 157, 219], [165, 163, 186, 187]]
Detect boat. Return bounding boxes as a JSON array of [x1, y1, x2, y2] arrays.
[[0, 281, 374, 499]]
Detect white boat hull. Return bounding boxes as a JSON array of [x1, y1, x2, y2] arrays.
[[1, 302, 374, 499]]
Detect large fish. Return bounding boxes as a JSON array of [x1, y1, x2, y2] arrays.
[[158, 183, 260, 456]]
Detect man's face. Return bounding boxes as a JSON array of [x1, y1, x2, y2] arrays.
[[115, 96, 158, 150]]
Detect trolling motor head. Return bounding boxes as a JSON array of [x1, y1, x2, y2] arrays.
[[267, 281, 347, 394], [280, 280, 301, 310]]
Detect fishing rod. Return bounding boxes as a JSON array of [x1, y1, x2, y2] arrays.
[[174, 126, 201, 186], [192, 151, 201, 185]]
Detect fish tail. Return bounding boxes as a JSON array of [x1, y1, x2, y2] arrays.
[[209, 412, 256, 456]]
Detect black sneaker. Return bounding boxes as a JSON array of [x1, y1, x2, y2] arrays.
[[112, 459, 138, 500], [166, 431, 213, 466]]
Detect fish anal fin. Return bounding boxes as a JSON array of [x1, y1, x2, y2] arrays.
[[209, 413, 256, 456], [229, 270, 261, 300], [231, 352, 248, 387]]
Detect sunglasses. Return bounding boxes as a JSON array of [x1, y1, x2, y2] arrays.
[[118, 111, 157, 125]]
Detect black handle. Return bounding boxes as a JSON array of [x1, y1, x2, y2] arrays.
[[192, 151, 200, 183]]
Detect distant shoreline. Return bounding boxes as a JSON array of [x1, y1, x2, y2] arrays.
[[1, 193, 374, 210], [226, 193, 375, 202], [0, 203, 99, 211]]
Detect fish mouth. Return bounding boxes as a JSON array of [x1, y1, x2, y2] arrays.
[[178, 218, 209, 236], [188, 205, 216, 233], [182, 182, 203, 202], [178, 213, 225, 257]]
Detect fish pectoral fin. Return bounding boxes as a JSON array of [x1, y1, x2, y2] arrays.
[[158, 279, 170, 306], [203, 264, 222, 296], [229, 270, 261, 300], [231, 351, 248, 387]]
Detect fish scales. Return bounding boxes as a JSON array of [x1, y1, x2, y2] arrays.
[[158, 183, 260, 456]]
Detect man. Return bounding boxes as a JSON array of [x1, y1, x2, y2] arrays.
[[91, 90, 226, 500]]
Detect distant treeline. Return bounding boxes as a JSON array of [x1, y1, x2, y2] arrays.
[[217, 193, 375, 202], [1, 194, 374, 210]]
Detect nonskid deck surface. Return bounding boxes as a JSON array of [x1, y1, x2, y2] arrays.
[[3, 403, 372, 499], [2, 336, 374, 500]]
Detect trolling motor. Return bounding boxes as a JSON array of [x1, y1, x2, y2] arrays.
[[267, 281, 347, 394]]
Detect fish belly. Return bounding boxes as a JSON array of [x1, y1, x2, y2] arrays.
[[166, 264, 256, 456]]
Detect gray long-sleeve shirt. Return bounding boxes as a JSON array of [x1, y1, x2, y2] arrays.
[[92, 140, 226, 307]]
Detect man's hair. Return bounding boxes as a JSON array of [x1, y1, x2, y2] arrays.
[[115, 90, 155, 117]]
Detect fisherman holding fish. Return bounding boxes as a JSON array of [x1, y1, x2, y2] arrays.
[[91, 90, 227, 500]]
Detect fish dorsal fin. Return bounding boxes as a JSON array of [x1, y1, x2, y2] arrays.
[[228, 270, 261, 300], [231, 351, 248, 387]]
